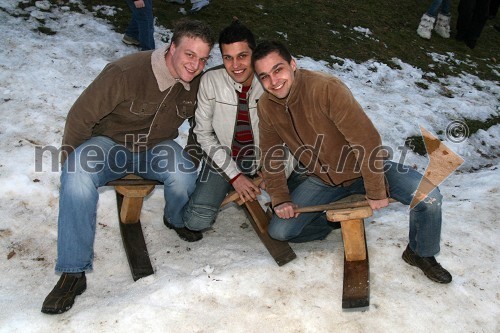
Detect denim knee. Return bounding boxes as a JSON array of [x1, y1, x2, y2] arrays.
[[183, 203, 218, 231], [413, 187, 443, 212], [268, 219, 298, 241]]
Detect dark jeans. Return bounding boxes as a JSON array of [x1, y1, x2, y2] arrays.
[[125, 0, 155, 50]]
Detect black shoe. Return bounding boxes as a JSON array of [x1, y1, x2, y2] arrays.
[[402, 245, 452, 284], [163, 217, 202, 242], [41, 272, 86, 314]]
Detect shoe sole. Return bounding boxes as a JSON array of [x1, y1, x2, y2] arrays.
[[122, 40, 140, 46]]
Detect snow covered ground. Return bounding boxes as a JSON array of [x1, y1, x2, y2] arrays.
[[0, 1, 498, 332]]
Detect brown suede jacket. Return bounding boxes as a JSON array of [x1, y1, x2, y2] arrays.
[[258, 69, 388, 207], [61, 45, 200, 162]]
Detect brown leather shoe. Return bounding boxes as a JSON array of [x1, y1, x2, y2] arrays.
[[402, 245, 452, 284], [41, 272, 86, 314]]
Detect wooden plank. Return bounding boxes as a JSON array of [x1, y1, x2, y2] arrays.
[[115, 184, 155, 224], [342, 255, 370, 309], [107, 174, 161, 186], [341, 215, 370, 309], [242, 200, 296, 266], [340, 219, 367, 261], [327, 206, 373, 222], [342, 221, 370, 309], [116, 192, 154, 281]]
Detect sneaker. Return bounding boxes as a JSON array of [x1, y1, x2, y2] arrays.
[[402, 245, 452, 284], [166, 0, 186, 4], [122, 34, 140, 46], [41, 272, 87, 314], [163, 216, 203, 242], [189, 0, 209, 13]]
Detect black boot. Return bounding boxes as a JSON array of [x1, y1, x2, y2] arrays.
[[402, 245, 452, 283], [41, 272, 86, 314], [163, 216, 202, 242]]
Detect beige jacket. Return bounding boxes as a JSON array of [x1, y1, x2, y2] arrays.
[[258, 69, 387, 207]]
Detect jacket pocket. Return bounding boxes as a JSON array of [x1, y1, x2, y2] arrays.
[[129, 100, 158, 116], [176, 100, 197, 119]]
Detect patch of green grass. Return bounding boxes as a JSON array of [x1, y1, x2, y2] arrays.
[[80, 0, 500, 81], [405, 135, 427, 156], [463, 114, 500, 135]]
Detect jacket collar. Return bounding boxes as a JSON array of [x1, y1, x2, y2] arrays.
[[222, 67, 259, 93], [151, 44, 191, 92]]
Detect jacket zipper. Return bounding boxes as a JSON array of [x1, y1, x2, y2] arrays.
[[284, 99, 336, 185]]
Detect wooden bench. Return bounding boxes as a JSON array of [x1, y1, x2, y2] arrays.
[[296, 195, 395, 309], [106, 175, 296, 281]]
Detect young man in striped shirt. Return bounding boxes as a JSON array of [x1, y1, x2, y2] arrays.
[[182, 20, 298, 233]]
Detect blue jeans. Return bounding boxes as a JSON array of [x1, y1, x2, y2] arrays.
[[55, 136, 197, 273], [268, 161, 443, 257], [183, 162, 309, 231], [125, 0, 155, 50], [427, 0, 452, 16]]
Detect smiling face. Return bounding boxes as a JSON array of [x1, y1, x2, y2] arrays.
[[253, 51, 297, 99], [166, 36, 211, 83], [221, 41, 254, 86]]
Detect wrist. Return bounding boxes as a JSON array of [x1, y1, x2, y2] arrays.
[[230, 173, 242, 184]]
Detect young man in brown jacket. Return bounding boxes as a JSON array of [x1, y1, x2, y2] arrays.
[[252, 40, 452, 285], [41, 19, 214, 315]]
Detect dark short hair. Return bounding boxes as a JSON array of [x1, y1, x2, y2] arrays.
[[218, 18, 256, 54], [251, 40, 292, 68], [171, 18, 215, 49]]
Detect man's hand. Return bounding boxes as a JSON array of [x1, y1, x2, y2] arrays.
[[274, 202, 299, 219], [232, 175, 261, 203], [367, 197, 389, 211], [134, 0, 145, 8]]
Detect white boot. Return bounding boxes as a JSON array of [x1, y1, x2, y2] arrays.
[[434, 13, 451, 38], [416, 13, 435, 39]]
